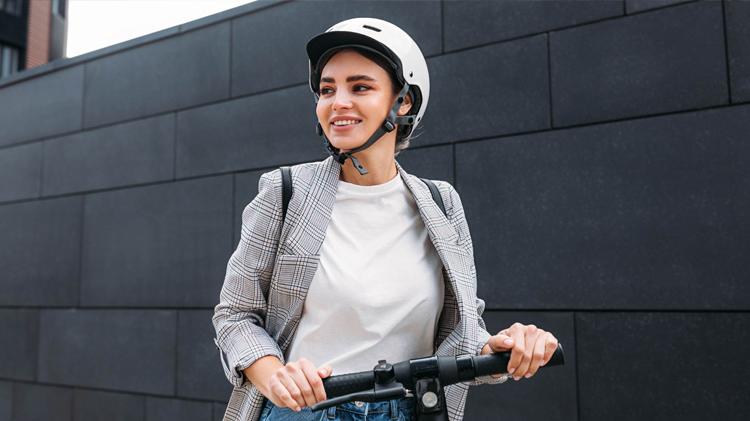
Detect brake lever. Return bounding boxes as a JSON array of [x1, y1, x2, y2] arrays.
[[310, 383, 407, 411]]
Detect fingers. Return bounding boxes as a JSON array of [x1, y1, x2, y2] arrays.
[[488, 333, 514, 378], [299, 359, 327, 403], [277, 369, 306, 410], [499, 323, 560, 381], [486, 328, 513, 378], [512, 324, 539, 379], [525, 330, 548, 378], [268, 359, 332, 412], [318, 365, 333, 379], [489, 331, 515, 352], [287, 361, 318, 408], [506, 323, 526, 375], [269, 375, 302, 412]]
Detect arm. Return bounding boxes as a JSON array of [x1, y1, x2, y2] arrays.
[[443, 183, 507, 386], [212, 170, 286, 388], [242, 355, 284, 397]]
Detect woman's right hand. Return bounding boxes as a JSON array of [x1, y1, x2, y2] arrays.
[[264, 358, 332, 412]]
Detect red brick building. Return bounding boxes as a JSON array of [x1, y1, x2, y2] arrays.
[[0, 0, 68, 79]]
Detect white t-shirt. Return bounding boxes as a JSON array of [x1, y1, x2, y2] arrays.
[[285, 170, 445, 374]]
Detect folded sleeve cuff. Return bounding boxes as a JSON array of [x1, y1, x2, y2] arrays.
[[214, 324, 285, 388]]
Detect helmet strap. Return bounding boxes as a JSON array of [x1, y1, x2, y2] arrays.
[[317, 83, 414, 176]]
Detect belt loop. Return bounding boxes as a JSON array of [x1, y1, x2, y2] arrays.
[[389, 399, 399, 420], [326, 405, 336, 420]]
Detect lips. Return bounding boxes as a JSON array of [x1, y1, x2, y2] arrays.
[[331, 120, 361, 131]]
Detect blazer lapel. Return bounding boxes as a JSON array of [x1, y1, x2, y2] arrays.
[[394, 161, 465, 312], [281, 156, 341, 256], [394, 161, 461, 251]]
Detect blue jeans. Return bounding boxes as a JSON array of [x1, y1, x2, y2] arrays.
[[259, 397, 416, 421]]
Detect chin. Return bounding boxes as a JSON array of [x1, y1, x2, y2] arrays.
[[328, 138, 359, 153]]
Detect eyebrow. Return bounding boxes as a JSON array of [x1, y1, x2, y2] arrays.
[[320, 75, 378, 84]]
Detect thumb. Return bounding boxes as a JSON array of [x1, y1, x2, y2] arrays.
[[317, 366, 333, 378], [490, 334, 515, 351]]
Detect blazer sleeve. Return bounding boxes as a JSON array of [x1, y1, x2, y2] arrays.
[[212, 169, 286, 388], [444, 183, 508, 386]]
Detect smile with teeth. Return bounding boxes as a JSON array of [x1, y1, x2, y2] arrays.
[[332, 119, 362, 127]]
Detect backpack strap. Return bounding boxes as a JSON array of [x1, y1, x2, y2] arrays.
[[280, 166, 292, 219], [420, 178, 447, 218]]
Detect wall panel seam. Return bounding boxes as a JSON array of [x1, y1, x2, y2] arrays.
[[721, 0, 734, 103]]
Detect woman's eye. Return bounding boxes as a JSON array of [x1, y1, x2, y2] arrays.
[[318, 85, 369, 95]]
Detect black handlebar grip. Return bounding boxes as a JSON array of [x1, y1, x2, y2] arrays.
[[473, 343, 565, 378], [321, 371, 376, 398], [548, 342, 565, 366]]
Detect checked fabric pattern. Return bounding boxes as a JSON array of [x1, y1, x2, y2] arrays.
[[212, 156, 504, 421]]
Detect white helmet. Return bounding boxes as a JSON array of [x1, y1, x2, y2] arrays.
[[306, 17, 430, 175]]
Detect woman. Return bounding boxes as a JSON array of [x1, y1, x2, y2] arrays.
[[213, 17, 559, 421]]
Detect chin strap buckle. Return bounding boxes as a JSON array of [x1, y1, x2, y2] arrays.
[[348, 155, 368, 175]]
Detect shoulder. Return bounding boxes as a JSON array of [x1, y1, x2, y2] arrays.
[[257, 159, 324, 192], [288, 160, 322, 179], [430, 179, 457, 196], [239, 161, 322, 213], [419, 178, 473, 248], [407, 174, 454, 193], [416, 177, 462, 216]]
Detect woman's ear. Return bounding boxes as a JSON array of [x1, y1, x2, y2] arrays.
[[398, 92, 413, 116]]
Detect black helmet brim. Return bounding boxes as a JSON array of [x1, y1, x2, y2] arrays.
[[306, 31, 405, 92]]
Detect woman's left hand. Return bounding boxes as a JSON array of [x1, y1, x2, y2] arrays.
[[480, 322, 559, 381]]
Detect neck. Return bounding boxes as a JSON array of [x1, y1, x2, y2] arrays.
[[339, 149, 397, 186]]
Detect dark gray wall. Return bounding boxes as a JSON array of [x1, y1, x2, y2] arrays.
[[1, 0, 748, 420]]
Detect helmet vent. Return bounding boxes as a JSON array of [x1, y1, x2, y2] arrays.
[[362, 24, 382, 32]]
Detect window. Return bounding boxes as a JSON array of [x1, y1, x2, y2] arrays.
[[52, 0, 65, 18], [1, 0, 23, 16], [0, 44, 21, 78]]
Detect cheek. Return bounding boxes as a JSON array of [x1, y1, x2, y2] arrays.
[[365, 97, 392, 121], [315, 104, 329, 126], [315, 102, 325, 118]]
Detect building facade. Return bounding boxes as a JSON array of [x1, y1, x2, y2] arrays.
[[0, 0, 68, 79], [0, 0, 749, 420]]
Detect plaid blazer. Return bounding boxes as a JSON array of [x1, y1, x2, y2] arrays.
[[213, 156, 504, 421]]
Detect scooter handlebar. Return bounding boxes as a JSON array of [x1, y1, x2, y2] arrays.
[[472, 342, 565, 378], [321, 343, 565, 399], [321, 370, 375, 398]]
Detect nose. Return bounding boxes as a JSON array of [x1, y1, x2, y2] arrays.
[[332, 89, 353, 111]]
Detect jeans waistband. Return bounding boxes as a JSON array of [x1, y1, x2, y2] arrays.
[[325, 397, 415, 420]]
